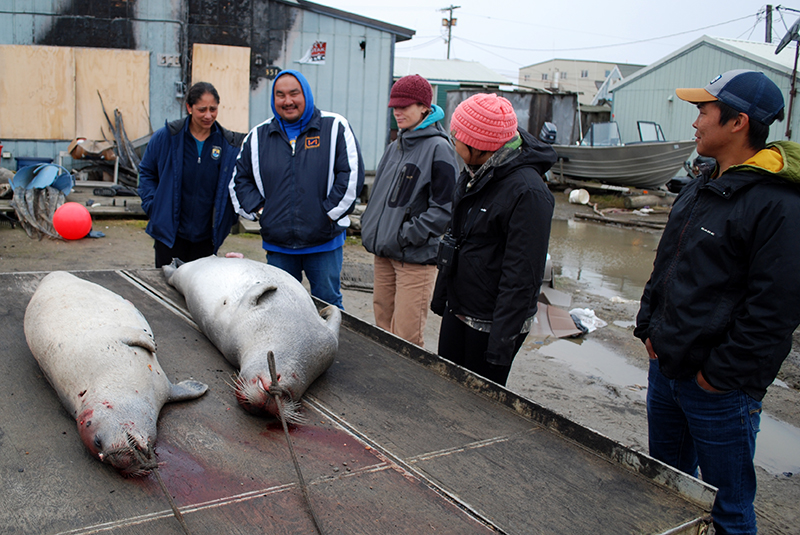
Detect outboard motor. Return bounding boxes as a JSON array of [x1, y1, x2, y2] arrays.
[[539, 122, 557, 144]]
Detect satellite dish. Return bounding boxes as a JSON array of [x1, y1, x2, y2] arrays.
[[776, 17, 800, 54]]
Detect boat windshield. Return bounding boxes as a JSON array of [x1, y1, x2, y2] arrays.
[[638, 121, 666, 142], [580, 122, 621, 147]]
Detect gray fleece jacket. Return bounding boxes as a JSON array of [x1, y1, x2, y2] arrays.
[[361, 113, 459, 265]]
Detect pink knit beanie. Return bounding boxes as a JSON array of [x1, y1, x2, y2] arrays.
[[388, 74, 433, 108], [450, 93, 518, 151]]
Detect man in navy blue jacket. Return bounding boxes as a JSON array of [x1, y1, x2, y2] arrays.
[[636, 70, 800, 534], [229, 70, 364, 309]]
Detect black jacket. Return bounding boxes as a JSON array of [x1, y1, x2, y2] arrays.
[[431, 128, 556, 366], [635, 141, 800, 400]]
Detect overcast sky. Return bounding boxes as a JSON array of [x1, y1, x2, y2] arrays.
[[312, 1, 797, 81]]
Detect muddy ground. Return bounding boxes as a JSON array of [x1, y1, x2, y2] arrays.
[[1, 190, 798, 534]]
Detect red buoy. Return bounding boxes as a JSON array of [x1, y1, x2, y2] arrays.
[[53, 202, 92, 240]]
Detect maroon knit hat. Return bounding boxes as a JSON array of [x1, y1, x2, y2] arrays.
[[388, 75, 433, 108], [450, 93, 518, 151]]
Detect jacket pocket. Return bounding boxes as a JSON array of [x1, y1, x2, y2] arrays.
[[388, 164, 421, 208]]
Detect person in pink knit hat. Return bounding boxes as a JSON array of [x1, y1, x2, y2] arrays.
[[431, 93, 557, 386]]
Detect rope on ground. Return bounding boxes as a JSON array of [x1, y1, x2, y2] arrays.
[[267, 350, 325, 535]]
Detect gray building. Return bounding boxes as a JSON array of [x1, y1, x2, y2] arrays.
[[611, 35, 799, 144], [0, 0, 413, 172]]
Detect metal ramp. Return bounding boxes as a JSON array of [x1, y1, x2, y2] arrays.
[[0, 269, 714, 534]]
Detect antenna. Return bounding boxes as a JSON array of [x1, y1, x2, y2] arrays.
[[439, 5, 460, 60], [776, 16, 800, 139]]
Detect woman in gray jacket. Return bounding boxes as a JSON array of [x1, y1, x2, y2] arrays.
[[361, 75, 459, 347]]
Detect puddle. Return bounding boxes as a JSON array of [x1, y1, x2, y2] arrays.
[[758, 413, 800, 475], [548, 218, 660, 301], [536, 338, 800, 475], [538, 339, 647, 399]]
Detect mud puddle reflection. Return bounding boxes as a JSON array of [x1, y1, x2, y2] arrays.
[[548, 218, 659, 301], [538, 338, 800, 475]]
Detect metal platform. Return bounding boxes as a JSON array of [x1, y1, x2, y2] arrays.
[[1, 269, 715, 534]]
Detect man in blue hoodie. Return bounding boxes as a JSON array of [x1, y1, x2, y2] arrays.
[[230, 70, 364, 309]]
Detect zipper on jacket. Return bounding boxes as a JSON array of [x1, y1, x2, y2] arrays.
[[389, 164, 409, 204], [399, 207, 411, 265], [662, 190, 703, 289]]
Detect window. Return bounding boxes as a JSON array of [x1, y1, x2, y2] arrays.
[[581, 70, 589, 78], [542, 73, 548, 81], [561, 71, 567, 79], [605, 70, 611, 77], [523, 74, 530, 81]]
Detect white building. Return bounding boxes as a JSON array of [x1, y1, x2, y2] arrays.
[[519, 59, 643, 105]]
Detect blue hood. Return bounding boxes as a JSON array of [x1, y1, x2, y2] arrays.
[[271, 70, 315, 138], [416, 104, 445, 130]]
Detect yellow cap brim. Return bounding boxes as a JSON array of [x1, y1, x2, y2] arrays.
[[675, 88, 717, 103]]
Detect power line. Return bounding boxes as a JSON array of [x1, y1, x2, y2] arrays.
[[450, 12, 756, 53], [396, 36, 443, 51]]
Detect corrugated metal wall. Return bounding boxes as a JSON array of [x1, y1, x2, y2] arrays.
[[0, 1, 398, 171], [611, 42, 797, 145], [283, 10, 394, 171], [445, 90, 578, 145]]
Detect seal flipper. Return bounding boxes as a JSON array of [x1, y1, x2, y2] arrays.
[[242, 283, 278, 308], [320, 305, 342, 336], [117, 327, 157, 354], [162, 257, 186, 287], [167, 380, 208, 402]]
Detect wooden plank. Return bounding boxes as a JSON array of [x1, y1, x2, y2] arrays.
[[191, 44, 251, 133], [75, 48, 151, 141], [0, 45, 76, 140], [575, 212, 667, 230]]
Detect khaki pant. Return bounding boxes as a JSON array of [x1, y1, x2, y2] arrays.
[[373, 256, 437, 347]]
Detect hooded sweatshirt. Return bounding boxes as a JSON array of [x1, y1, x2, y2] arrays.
[[229, 70, 365, 252], [635, 140, 800, 400], [361, 105, 459, 264], [271, 69, 315, 150]]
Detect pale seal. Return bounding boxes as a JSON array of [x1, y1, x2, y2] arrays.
[[163, 256, 341, 422], [24, 271, 208, 476]]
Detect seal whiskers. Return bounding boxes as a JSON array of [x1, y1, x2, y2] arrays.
[[163, 256, 340, 420], [233, 374, 306, 424]]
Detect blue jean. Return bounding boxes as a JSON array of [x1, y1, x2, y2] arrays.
[[267, 247, 344, 309], [647, 359, 761, 535]]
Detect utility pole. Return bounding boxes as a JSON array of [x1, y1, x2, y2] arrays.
[[766, 5, 773, 43], [440, 5, 460, 60]]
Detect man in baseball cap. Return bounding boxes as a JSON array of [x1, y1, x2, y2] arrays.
[[676, 69, 785, 125], [636, 70, 800, 534]]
